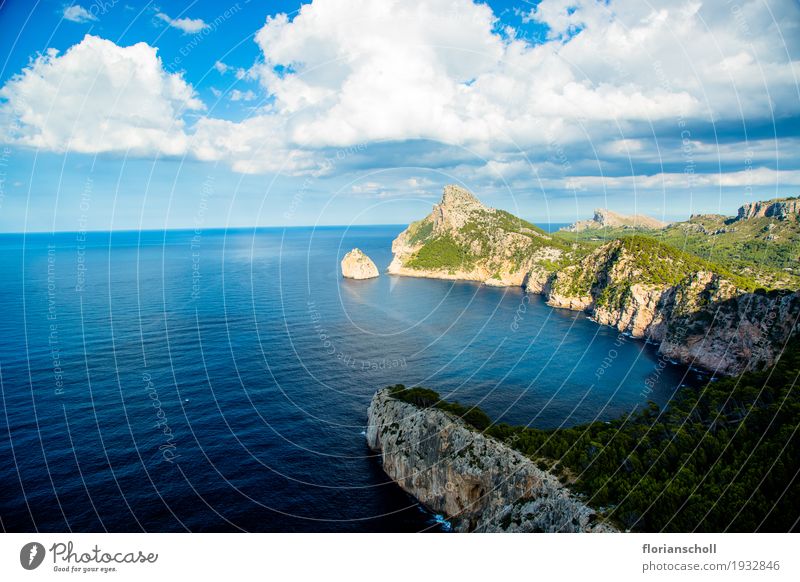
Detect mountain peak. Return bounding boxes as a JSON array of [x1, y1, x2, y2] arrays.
[[440, 184, 484, 211]]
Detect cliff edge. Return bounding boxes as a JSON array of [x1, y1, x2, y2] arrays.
[[366, 388, 616, 533]]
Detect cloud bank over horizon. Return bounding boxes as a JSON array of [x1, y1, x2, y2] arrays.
[[1, 0, 799, 224]]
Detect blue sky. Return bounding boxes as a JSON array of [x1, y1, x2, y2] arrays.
[[0, 0, 798, 232]]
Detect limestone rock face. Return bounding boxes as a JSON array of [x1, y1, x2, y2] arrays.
[[366, 389, 616, 533], [564, 208, 668, 232], [341, 248, 379, 279], [539, 240, 800, 375], [651, 286, 800, 374], [388, 185, 563, 287], [736, 198, 800, 221], [387, 186, 800, 376]]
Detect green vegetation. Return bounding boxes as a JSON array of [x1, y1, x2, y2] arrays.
[[387, 339, 800, 532], [556, 213, 800, 290], [494, 209, 548, 237], [406, 233, 476, 271], [407, 218, 434, 245], [551, 236, 758, 305], [615, 236, 757, 290], [405, 205, 573, 274], [388, 385, 492, 431], [657, 215, 800, 289]]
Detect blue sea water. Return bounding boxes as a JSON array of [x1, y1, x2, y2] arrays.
[[0, 226, 700, 532]]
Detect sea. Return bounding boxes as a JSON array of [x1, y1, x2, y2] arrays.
[[0, 225, 703, 532]]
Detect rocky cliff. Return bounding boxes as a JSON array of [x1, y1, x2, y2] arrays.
[[341, 248, 379, 279], [563, 208, 668, 232], [388, 185, 568, 287], [366, 388, 615, 533], [736, 197, 800, 221], [389, 187, 800, 375], [536, 237, 800, 375]]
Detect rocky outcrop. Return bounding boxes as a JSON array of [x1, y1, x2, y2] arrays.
[[736, 198, 800, 221], [652, 288, 800, 374], [563, 208, 668, 232], [534, 239, 800, 375], [341, 248, 379, 279], [388, 185, 565, 287], [366, 389, 615, 533], [389, 187, 800, 376]]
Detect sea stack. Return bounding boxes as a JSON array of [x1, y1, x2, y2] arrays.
[[341, 248, 379, 279]]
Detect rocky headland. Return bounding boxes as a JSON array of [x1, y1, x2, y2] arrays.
[[366, 387, 615, 533], [388, 185, 800, 375], [563, 208, 668, 232], [388, 184, 565, 287], [341, 248, 379, 279]]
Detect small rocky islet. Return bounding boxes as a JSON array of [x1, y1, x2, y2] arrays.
[[340, 247, 379, 279]]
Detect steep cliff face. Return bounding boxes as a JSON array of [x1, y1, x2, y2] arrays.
[[388, 187, 800, 376], [652, 288, 800, 374], [536, 239, 800, 375], [736, 197, 800, 221], [563, 208, 668, 232], [388, 185, 568, 287], [366, 388, 616, 533]]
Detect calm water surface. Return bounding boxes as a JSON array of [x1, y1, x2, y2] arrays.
[[0, 226, 701, 531]]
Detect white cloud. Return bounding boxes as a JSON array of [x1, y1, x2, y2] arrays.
[[218, 0, 797, 173], [245, 0, 795, 152], [190, 115, 317, 174], [229, 89, 256, 102], [0, 34, 203, 155], [2, 0, 799, 184], [63, 5, 98, 23], [155, 12, 208, 34], [543, 167, 800, 191]]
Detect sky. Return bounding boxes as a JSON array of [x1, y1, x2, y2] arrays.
[[0, 0, 798, 232]]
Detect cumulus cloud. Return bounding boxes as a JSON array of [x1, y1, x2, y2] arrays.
[[216, 0, 798, 175], [63, 5, 98, 23], [2, 0, 799, 187], [244, 0, 799, 150], [0, 35, 203, 155], [533, 167, 800, 192], [229, 89, 256, 102], [155, 12, 208, 34]]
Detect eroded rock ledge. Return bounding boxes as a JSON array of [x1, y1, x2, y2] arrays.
[[366, 388, 616, 533]]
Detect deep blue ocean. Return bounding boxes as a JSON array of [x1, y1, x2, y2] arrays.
[[0, 226, 702, 532]]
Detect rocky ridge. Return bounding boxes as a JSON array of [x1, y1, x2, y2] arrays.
[[563, 208, 668, 232], [341, 248, 379, 279], [540, 239, 800, 374], [388, 186, 800, 375], [366, 388, 615, 533], [736, 197, 800, 221]]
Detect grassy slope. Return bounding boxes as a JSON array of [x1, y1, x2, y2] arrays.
[[555, 214, 800, 290], [550, 236, 758, 307], [405, 207, 570, 272], [387, 336, 800, 532]]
